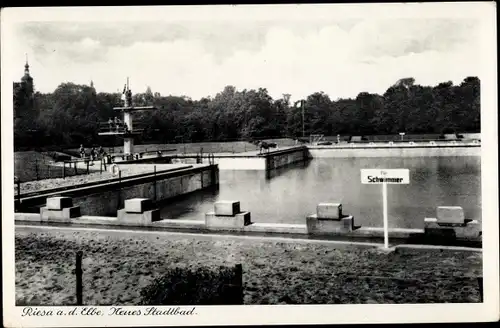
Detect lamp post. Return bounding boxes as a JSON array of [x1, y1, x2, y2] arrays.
[[301, 100, 305, 138], [399, 132, 405, 141]]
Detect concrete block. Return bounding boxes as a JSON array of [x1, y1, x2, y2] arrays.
[[424, 217, 455, 236], [144, 209, 161, 223], [47, 197, 73, 210], [63, 206, 81, 219], [41, 205, 81, 222], [124, 198, 152, 214], [424, 217, 438, 227], [235, 211, 252, 226], [455, 220, 482, 240], [214, 201, 240, 216], [342, 215, 354, 230], [317, 203, 342, 219], [437, 206, 465, 225], [424, 217, 481, 241], [117, 208, 160, 225], [205, 211, 249, 229], [306, 214, 354, 235]]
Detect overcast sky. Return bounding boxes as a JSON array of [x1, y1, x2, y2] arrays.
[[6, 5, 484, 101]]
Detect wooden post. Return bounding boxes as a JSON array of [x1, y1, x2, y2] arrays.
[[117, 171, 122, 211], [17, 180, 21, 204], [74, 162, 77, 175], [154, 165, 157, 202], [63, 162, 66, 179], [16, 180, 21, 212], [86, 160, 89, 174], [76, 251, 83, 305], [35, 157, 39, 180], [301, 100, 305, 138], [100, 160, 102, 174], [478, 277, 483, 302], [234, 264, 243, 304]]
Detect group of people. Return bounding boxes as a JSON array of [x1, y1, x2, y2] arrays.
[[108, 117, 124, 132], [79, 144, 106, 163], [107, 117, 131, 134]]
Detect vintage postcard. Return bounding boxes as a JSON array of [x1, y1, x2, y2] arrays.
[[1, 3, 498, 327]]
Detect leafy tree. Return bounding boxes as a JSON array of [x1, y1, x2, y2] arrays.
[[13, 77, 481, 150]]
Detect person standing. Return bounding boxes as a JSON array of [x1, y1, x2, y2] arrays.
[[108, 118, 115, 132], [98, 146, 104, 159], [114, 117, 122, 132], [90, 147, 96, 164], [79, 144, 85, 159]]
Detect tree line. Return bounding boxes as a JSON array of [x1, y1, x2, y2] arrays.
[[13, 76, 480, 150]]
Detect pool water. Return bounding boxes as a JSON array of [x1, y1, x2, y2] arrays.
[[159, 156, 481, 229]]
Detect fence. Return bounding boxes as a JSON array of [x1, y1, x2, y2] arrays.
[[14, 155, 106, 183], [108, 139, 297, 156]]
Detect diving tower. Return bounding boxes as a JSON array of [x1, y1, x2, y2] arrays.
[[98, 78, 156, 160]]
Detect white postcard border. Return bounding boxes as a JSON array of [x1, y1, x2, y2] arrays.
[[2, 3, 498, 326]]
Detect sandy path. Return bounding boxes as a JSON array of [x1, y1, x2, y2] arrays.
[[15, 226, 482, 305], [18, 164, 191, 194]]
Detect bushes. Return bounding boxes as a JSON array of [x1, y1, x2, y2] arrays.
[[140, 264, 243, 305]]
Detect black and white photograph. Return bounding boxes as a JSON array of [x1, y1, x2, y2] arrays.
[[2, 3, 498, 327]]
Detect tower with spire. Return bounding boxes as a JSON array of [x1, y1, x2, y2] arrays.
[[21, 54, 34, 98], [90, 79, 96, 95], [13, 54, 35, 118]]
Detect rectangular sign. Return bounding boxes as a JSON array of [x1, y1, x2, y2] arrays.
[[361, 169, 410, 184]]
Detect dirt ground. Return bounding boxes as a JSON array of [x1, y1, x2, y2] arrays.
[[17, 164, 180, 194], [14, 227, 482, 305]]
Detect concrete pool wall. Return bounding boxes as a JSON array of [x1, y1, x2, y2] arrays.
[[202, 146, 310, 170], [103, 143, 480, 171], [15, 197, 482, 246], [130, 143, 479, 170], [19, 164, 219, 217], [120, 146, 311, 170], [308, 143, 480, 158]]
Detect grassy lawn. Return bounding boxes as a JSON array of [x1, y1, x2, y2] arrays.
[[17, 163, 174, 194], [15, 228, 482, 305], [14, 151, 100, 183]]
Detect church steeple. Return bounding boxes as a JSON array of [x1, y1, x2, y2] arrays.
[[22, 54, 33, 82], [90, 79, 96, 96], [14, 53, 35, 117], [24, 53, 30, 76], [21, 53, 34, 98]]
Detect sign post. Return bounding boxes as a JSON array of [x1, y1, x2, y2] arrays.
[[382, 181, 388, 248], [361, 169, 410, 248]]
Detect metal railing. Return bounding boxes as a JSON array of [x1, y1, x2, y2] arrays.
[[98, 122, 145, 134], [17, 165, 195, 199]]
